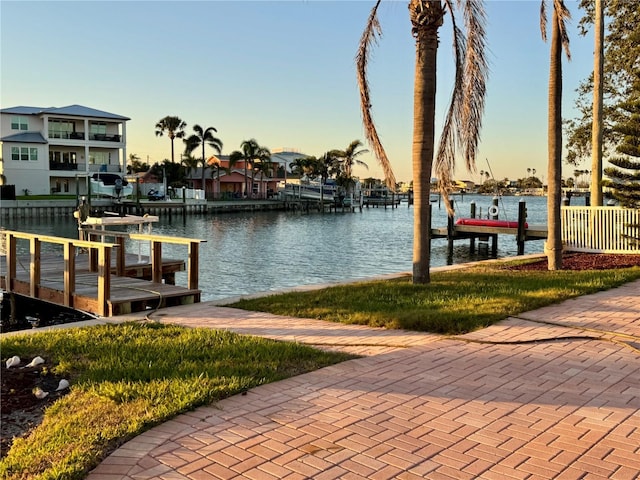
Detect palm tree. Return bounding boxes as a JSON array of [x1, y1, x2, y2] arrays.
[[181, 154, 200, 188], [127, 154, 147, 174], [155, 116, 187, 164], [252, 156, 275, 198], [229, 139, 271, 198], [208, 156, 223, 199], [332, 140, 369, 195], [313, 153, 337, 185], [289, 157, 312, 178], [358, 0, 488, 284], [590, 0, 604, 206], [184, 124, 223, 196], [541, 0, 571, 270]]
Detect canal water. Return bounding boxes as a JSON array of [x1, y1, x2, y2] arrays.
[[2, 195, 557, 302]]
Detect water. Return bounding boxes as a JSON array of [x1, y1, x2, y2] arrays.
[[2, 195, 553, 302]]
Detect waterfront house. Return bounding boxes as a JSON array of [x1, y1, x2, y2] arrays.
[[187, 148, 309, 200], [0, 105, 129, 196]]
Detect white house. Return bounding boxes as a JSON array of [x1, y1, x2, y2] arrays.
[[0, 104, 129, 196]]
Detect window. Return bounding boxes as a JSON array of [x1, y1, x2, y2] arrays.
[[89, 151, 109, 165], [11, 146, 37, 161], [48, 120, 74, 139], [49, 151, 77, 163], [90, 122, 107, 139], [11, 116, 28, 130]]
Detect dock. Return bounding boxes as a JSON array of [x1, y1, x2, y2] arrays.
[[431, 201, 548, 256], [1, 228, 205, 317]]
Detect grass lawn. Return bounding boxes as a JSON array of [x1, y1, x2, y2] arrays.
[[15, 195, 77, 200], [226, 261, 640, 334]]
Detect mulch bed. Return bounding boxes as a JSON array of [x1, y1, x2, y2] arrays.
[[503, 252, 640, 271]]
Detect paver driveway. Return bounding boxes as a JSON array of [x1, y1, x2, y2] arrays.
[[87, 280, 640, 480]]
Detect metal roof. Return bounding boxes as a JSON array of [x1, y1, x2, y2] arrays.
[[0, 132, 48, 143], [1, 104, 130, 121]]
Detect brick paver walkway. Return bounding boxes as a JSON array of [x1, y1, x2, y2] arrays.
[[87, 280, 640, 479]]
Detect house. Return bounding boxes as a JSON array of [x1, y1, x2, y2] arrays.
[[0, 104, 129, 196], [186, 148, 309, 200]]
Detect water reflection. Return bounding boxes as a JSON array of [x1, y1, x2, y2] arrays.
[[2, 195, 555, 302]]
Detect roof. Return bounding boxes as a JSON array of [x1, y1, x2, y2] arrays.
[[270, 151, 309, 164], [0, 132, 47, 143], [1, 104, 130, 121], [1, 106, 45, 115]]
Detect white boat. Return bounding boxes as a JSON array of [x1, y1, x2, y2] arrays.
[[90, 173, 133, 198], [279, 179, 361, 203]]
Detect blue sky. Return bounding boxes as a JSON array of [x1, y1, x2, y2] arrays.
[[1, 1, 595, 184]]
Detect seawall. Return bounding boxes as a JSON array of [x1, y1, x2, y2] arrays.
[[0, 199, 287, 219]]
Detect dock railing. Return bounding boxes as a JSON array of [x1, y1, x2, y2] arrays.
[[128, 233, 204, 289], [80, 228, 205, 288], [3, 230, 206, 317], [2, 230, 118, 316], [562, 206, 640, 253]]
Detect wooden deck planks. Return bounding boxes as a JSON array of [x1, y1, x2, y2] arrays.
[[1, 252, 199, 317]]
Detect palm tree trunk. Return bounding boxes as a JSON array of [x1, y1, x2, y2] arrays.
[[245, 165, 248, 198], [590, 0, 604, 207], [217, 168, 220, 200], [547, 8, 564, 270], [412, 17, 440, 284], [201, 144, 207, 198]]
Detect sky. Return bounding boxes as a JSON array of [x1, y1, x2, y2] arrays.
[[1, 0, 596, 184]]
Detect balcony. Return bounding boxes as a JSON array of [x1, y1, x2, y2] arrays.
[[49, 160, 78, 171], [48, 132, 85, 140], [88, 164, 122, 173], [92, 134, 121, 142]]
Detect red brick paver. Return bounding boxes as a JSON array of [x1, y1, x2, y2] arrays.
[[87, 279, 640, 479]]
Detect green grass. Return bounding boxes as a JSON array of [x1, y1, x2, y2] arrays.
[[226, 262, 640, 334], [16, 195, 77, 200], [0, 323, 354, 480]]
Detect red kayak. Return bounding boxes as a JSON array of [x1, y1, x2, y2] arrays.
[[455, 218, 527, 228]]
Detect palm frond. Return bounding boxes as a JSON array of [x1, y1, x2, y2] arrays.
[[433, 0, 488, 216], [356, 0, 397, 190], [554, 0, 572, 60], [460, 0, 488, 168], [540, 1, 548, 41], [434, 1, 466, 215]]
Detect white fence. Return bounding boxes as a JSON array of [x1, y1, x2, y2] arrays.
[[562, 206, 640, 253]]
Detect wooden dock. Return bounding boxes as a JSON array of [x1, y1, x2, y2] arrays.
[[1, 230, 205, 317], [431, 201, 548, 256]]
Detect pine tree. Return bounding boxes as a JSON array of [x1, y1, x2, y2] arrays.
[[602, 85, 640, 207], [602, 78, 640, 246]]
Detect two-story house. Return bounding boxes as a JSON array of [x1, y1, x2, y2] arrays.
[[0, 105, 129, 196]]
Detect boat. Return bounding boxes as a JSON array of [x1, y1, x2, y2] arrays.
[[455, 217, 528, 229], [90, 173, 133, 198]]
